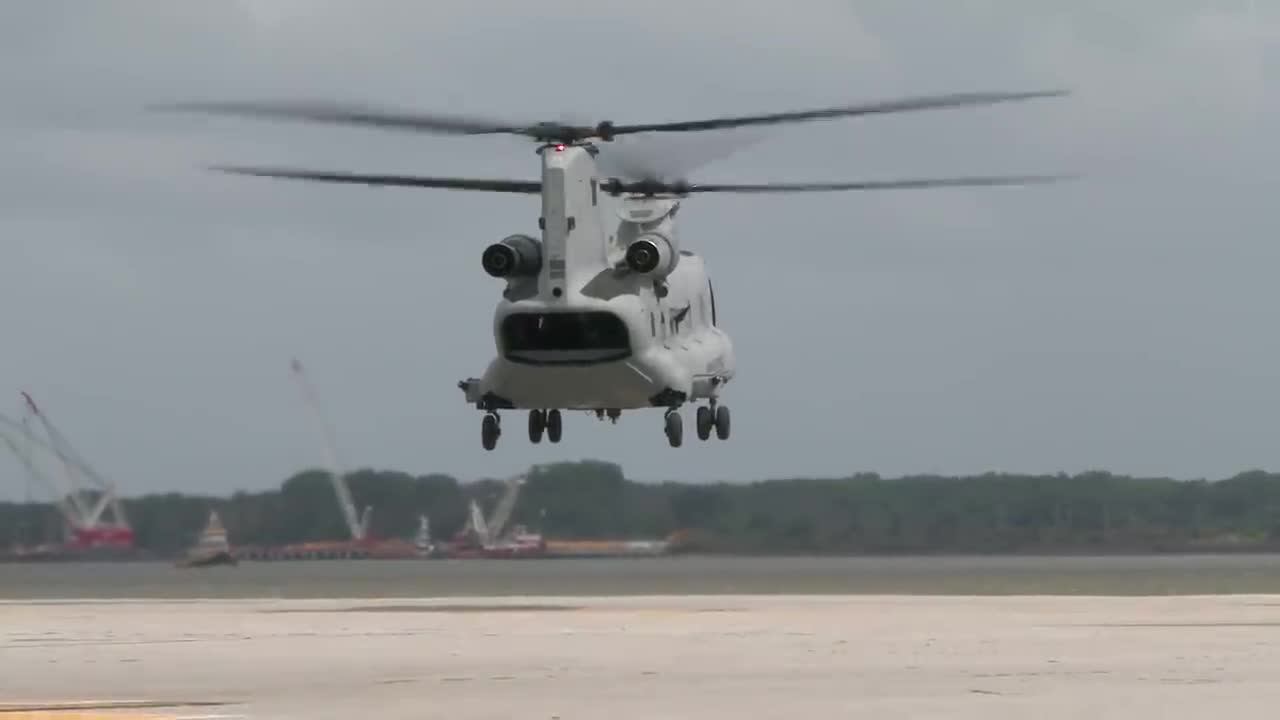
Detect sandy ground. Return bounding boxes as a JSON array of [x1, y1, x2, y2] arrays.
[[3, 594, 1280, 719]]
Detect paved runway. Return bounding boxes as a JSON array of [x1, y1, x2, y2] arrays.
[[4, 595, 1280, 719]]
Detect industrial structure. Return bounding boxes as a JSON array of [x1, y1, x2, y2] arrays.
[[0, 379, 680, 563], [445, 470, 546, 558], [290, 358, 372, 543], [0, 393, 141, 560]]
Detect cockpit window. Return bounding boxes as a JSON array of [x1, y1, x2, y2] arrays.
[[501, 311, 631, 364]]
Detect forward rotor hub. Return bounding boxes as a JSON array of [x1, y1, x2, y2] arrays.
[[523, 120, 617, 144]]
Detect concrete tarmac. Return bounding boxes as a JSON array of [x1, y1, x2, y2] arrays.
[[4, 595, 1280, 719]]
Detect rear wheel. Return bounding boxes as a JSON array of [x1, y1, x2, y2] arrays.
[[528, 410, 545, 443], [546, 409, 563, 443], [696, 406, 713, 441], [714, 405, 730, 440]]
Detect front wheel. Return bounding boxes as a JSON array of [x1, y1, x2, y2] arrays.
[[481, 414, 500, 451], [665, 411, 683, 448], [696, 406, 713, 441]]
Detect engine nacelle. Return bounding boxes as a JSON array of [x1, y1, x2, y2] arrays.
[[482, 234, 542, 278], [624, 232, 678, 279]]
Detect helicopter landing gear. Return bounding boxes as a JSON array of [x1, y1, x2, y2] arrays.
[[714, 404, 730, 440], [695, 402, 730, 442], [664, 408, 683, 448], [528, 410, 545, 443], [546, 409, 563, 444], [528, 409, 561, 444], [481, 412, 501, 451], [696, 406, 713, 441]]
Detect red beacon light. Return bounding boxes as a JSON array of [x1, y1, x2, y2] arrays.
[[554, 143, 565, 151]]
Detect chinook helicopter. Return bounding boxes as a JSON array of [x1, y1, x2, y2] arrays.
[[158, 89, 1068, 450]]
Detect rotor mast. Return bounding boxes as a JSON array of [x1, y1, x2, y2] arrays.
[[537, 143, 609, 301]]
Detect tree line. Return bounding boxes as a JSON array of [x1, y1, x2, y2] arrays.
[[4, 461, 1280, 555]]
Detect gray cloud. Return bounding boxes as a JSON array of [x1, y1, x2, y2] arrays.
[[1, 0, 1277, 500]]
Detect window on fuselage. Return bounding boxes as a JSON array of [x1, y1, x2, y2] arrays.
[[500, 311, 631, 364]]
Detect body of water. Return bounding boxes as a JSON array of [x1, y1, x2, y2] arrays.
[[3, 554, 1280, 599]]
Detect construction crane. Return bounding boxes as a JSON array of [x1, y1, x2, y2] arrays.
[[0, 419, 79, 540], [290, 358, 369, 542], [485, 473, 526, 544], [0, 399, 135, 550], [20, 393, 133, 547], [457, 469, 534, 548]]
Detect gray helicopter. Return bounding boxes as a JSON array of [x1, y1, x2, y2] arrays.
[[157, 89, 1068, 449]]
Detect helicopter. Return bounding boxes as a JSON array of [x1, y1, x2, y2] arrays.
[[157, 89, 1069, 450]]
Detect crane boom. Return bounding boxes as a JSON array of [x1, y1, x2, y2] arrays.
[[290, 359, 364, 541], [0, 422, 81, 532], [22, 392, 106, 490], [485, 473, 526, 542], [15, 395, 130, 532], [14, 413, 93, 523], [0, 410, 135, 549]]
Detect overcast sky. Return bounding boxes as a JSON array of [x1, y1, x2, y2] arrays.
[[0, 0, 1277, 499]]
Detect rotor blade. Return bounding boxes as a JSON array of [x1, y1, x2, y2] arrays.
[[684, 175, 1073, 193], [604, 89, 1068, 137], [602, 174, 1074, 196], [211, 165, 542, 193], [595, 128, 768, 182], [152, 100, 536, 137]]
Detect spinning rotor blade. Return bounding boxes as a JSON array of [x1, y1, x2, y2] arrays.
[[601, 89, 1069, 137], [156, 89, 1067, 143], [211, 165, 542, 193], [602, 174, 1074, 196], [152, 100, 534, 137], [595, 128, 768, 182], [214, 164, 1068, 196]]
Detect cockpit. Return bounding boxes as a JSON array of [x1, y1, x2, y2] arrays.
[[500, 311, 632, 365]]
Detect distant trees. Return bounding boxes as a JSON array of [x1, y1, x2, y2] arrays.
[[4, 461, 1280, 556]]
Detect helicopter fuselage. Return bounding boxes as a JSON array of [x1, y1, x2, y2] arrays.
[[467, 253, 734, 410], [458, 143, 735, 447]]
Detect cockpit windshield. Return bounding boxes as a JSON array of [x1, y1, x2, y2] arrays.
[[500, 311, 632, 364]]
